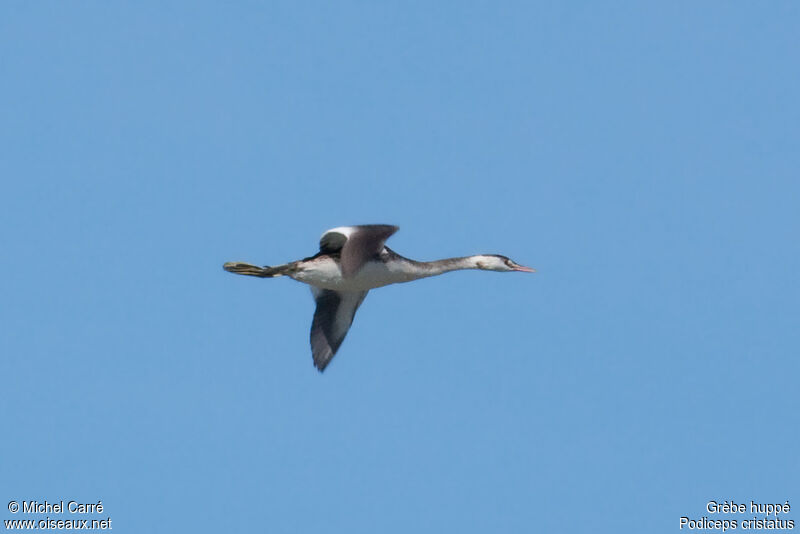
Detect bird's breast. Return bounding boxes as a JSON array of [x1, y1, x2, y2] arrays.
[[291, 257, 418, 291]]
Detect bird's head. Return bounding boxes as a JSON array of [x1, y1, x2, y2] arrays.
[[474, 255, 536, 273]]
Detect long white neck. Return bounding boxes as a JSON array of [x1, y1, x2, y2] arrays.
[[406, 256, 484, 278]]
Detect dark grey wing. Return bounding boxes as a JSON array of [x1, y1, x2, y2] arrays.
[[318, 225, 398, 278], [309, 287, 369, 372]]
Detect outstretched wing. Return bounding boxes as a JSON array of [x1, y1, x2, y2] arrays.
[[319, 224, 399, 278], [309, 288, 369, 372]]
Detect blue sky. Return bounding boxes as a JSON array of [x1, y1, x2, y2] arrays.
[[1, 2, 798, 532]]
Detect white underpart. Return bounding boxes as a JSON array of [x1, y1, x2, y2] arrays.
[[291, 250, 427, 291]]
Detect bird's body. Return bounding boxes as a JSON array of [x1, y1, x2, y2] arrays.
[[224, 225, 533, 371], [290, 249, 421, 291]]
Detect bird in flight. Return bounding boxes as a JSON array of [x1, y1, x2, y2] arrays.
[[224, 225, 534, 372]]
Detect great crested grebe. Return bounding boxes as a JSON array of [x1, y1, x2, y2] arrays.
[[224, 224, 534, 372]]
